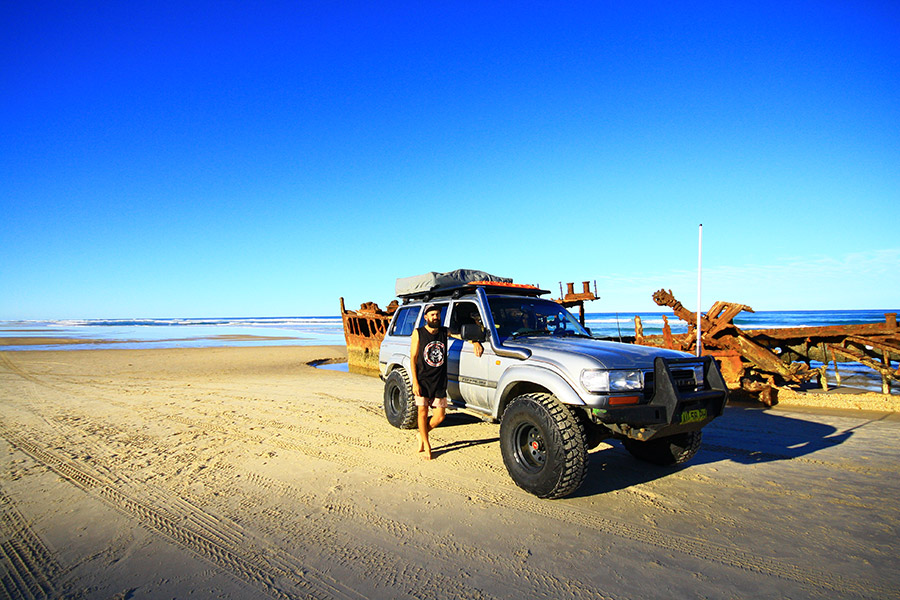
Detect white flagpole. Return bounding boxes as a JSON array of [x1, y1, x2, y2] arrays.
[[697, 223, 703, 357]]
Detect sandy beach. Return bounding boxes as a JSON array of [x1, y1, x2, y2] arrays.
[[1, 345, 899, 599]]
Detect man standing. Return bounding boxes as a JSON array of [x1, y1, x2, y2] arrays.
[[410, 304, 483, 459]]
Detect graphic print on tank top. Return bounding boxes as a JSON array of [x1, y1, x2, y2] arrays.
[[423, 340, 445, 367]]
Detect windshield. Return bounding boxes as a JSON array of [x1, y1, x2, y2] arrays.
[[487, 297, 591, 340]]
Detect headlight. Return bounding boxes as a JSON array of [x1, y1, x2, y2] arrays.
[[581, 369, 643, 393]]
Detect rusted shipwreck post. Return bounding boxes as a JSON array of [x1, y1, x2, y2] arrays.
[[554, 281, 598, 326], [635, 289, 900, 404]]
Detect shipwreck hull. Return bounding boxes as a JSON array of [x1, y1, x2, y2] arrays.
[[340, 298, 397, 376]]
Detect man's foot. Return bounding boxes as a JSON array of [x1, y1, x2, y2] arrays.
[[422, 441, 432, 460], [417, 432, 425, 453]]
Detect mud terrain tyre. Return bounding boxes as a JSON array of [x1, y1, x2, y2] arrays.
[[500, 393, 587, 499], [622, 430, 702, 466], [384, 369, 417, 430]]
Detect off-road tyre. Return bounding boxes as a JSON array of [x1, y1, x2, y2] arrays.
[[500, 393, 587, 499], [572, 407, 606, 450], [384, 369, 417, 430], [622, 430, 702, 466]]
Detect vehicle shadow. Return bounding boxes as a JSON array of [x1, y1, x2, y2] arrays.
[[439, 412, 486, 428], [690, 405, 862, 466], [573, 446, 674, 497], [572, 405, 865, 498]]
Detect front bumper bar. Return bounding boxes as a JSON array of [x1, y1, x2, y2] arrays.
[[593, 356, 728, 441]]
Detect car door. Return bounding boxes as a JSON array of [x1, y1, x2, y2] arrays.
[[446, 300, 491, 410]]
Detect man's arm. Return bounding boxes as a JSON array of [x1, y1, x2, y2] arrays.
[[410, 329, 421, 396], [448, 330, 484, 358]]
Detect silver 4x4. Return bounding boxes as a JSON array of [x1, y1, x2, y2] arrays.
[[379, 281, 728, 499]]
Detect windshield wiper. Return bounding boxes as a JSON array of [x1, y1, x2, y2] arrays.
[[510, 329, 551, 338], [555, 330, 592, 338]]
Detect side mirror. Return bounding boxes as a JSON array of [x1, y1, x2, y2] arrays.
[[460, 323, 486, 343]]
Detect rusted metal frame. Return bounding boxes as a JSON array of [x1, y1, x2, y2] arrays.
[[841, 335, 900, 393], [827, 344, 900, 381], [704, 302, 747, 337], [729, 335, 810, 381], [843, 335, 900, 359], [745, 320, 898, 340]]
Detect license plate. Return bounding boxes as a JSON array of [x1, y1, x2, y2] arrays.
[[679, 408, 707, 425]]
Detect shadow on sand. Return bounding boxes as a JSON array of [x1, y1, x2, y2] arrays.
[[571, 405, 870, 497], [428, 412, 498, 459]]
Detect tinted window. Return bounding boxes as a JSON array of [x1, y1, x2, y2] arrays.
[[390, 306, 420, 336], [449, 301, 484, 335]]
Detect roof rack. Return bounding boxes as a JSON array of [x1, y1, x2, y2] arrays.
[[398, 281, 550, 302]]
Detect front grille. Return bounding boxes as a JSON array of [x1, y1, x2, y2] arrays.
[[643, 368, 699, 394]]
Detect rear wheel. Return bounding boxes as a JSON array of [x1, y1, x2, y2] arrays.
[[383, 369, 416, 429], [622, 430, 702, 466], [500, 393, 587, 499]]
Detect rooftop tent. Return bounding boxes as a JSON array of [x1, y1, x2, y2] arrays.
[[395, 269, 512, 298]]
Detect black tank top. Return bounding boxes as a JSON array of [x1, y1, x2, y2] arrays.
[[415, 325, 448, 397]]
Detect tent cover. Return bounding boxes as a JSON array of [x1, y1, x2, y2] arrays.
[[395, 269, 512, 298]]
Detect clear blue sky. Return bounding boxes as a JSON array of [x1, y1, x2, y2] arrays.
[[2, 1, 898, 319]]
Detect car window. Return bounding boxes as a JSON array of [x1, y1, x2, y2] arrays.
[[390, 306, 420, 336], [449, 301, 484, 335]]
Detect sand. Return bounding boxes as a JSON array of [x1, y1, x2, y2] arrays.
[[1, 346, 898, 599]]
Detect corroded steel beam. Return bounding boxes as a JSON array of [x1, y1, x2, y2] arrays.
[[645, 289, 899, 398]]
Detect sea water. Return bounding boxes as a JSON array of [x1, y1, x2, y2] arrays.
[[0, 317, 346, 350]]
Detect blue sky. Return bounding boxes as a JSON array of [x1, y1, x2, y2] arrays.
[[2, 1, 898, 319]]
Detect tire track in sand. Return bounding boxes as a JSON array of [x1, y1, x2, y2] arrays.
[[0, 484, 72, 600], [28, 409, 510, 600], [0, 421, 503, 600], [230, 467, 617, 600], [0, 425, 368, 600]]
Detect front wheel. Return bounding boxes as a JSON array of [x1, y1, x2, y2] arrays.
[[383, 369, 417, 429], [622, 430, 702, 466], [500, 393, 587, 499]]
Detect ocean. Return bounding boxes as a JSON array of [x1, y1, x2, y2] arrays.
[[1, 309, 896, 393]]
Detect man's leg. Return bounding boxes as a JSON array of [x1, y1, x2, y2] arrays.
[[417, 404, 432, 458], [429, 406, 446, 431]]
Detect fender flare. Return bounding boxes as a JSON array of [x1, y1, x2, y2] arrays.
[[382, 354, 411, 379], [492, 364, 585, 419]]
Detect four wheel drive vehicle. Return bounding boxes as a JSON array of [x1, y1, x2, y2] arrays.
[[378, 280, 728, 499]]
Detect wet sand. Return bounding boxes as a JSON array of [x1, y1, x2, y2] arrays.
[[1, 346, 898, 599]]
